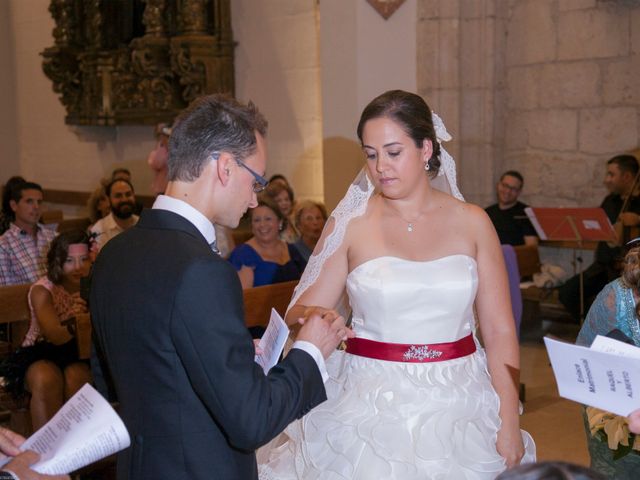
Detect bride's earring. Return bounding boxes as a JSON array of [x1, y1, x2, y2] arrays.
[[424, 159, 431, 171]]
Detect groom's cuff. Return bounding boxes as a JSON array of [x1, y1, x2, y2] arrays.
[[292, 341, 329, 383]]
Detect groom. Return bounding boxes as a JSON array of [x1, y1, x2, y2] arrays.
[[90, 95, 351, 479]]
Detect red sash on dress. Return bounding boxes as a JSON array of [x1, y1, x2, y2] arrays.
[[345, 334, 476, 363]]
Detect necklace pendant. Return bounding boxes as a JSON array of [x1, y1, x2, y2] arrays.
[[407, 223, 413, 232]]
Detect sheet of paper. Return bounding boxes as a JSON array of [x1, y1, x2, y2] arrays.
[[544, 336, 640, 416], [591, 335, 640, 360], [0, 383, 130, 474], [255, 308, 290, 374]]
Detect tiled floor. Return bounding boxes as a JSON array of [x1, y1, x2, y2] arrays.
[[519, 320, 591, 466]]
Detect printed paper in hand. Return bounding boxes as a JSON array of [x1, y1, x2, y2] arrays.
[[544, 336, 640, 416], [590, 335, 640, 360], [0, 383, 130, 474], [255, 308, 290, 374]]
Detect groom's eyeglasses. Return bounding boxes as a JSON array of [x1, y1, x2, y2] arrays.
[[235, 160, 269, 193], [211, 153, 269, 193]]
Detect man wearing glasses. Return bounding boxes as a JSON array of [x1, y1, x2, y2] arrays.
[[485, 170, 538, 246], [90, 94, 352, 479]]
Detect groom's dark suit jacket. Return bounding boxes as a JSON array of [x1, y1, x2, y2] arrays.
[[90, 209, 326, 479]]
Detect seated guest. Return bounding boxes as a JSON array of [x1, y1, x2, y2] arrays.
[[0, 181, 56, 286], [292, 200, 327, 262], [496, 461, 605, 479], [86, 183, 110, 226], [147, 123, 172, 195], [228, 196, 306, 289], [0, 231, 92, 430], [576, 245, 640, 478], [268, 173, 291, 189], [89, 178, 139, 251], [485, 170, 538, 246], [111, 168, 144, 215], [560, 154, 640, 320], [111, 168, 131, 182], [0, 176, 26, 235], [265, 180, 298, 243]]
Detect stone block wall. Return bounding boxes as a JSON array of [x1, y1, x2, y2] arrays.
[[503, 0, 639, 208], [417, 0, 640, 209]]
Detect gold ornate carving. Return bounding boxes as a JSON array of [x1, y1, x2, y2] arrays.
[[41, 0, 234, 126], [366, 0, 407, 20]]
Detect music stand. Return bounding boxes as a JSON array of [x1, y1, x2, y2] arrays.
[[524, 207, 617, 322]]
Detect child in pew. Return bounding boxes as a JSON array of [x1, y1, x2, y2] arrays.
[[0, 230, 92, 430]]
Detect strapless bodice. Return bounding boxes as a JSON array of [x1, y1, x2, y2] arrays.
[[346, 254, 478, 344]]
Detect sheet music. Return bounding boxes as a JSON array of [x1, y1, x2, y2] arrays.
[[0, 383, 130, 474], [545, 337, 640, 416], [254, 308, 290, 374]]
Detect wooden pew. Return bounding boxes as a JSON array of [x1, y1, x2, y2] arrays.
[[0, 284, 32, 434], [75, 313, 92, 360], [513, 245, 541, 280], [56, 217, 91, 234], [0, 284, 31, 351], [40, 209, 64, 225], [243, 281, 297, 328]]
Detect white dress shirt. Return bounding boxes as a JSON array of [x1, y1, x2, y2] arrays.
[[90, 212, 139, 250]]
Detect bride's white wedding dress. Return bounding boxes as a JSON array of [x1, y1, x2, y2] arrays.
[[259, 254, 536, 479]]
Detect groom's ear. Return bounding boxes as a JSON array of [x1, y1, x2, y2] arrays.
[[216, 152, 234, 186]]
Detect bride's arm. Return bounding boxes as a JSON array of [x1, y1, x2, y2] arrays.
[[285, 218, 350, 333], [471, 206, 525, 467]]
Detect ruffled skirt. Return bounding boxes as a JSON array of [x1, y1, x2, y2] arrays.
[[258, 347, 535, 479]]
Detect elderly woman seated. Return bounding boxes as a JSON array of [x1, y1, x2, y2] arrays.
[[576, 245, 640, 478], [292, 200, 328, 262], [228, 196, 306, 289]]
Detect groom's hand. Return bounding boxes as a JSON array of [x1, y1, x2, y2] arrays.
[[297, 308, 354, 359]]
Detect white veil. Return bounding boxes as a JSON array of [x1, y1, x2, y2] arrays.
[[287, 112, 463, 314]]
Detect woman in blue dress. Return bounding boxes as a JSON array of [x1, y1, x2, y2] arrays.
[[229, 195, 306, 288]]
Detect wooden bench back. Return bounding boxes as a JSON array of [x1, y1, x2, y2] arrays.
[[0, 284, 31, 350], [40, 210, 63, 225], [56, 217, 91, 234], [513, 245, 541, 279], [243, 281, 297, 328]]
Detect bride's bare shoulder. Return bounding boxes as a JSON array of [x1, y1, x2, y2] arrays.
[[436, 193, 493, 228]]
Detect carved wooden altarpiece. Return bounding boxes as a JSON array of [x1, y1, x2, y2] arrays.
[[41, 0, 234, 126]]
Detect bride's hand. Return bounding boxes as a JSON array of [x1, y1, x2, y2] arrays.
[[496, 424, 524, 468], [299, 306, 342, 324]]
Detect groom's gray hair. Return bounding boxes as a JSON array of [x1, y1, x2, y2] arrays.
[[168, 94, 268, 182]]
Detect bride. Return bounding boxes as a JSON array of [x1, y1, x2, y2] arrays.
[[259, 90, 536, 479]]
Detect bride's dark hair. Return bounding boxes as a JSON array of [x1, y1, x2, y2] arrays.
[[356, 90, 441, 177]]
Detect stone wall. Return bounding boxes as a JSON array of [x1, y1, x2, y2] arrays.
[[417, 0, 640, 209], [503, 0, 639, 207], [418, 0, 508, 207]]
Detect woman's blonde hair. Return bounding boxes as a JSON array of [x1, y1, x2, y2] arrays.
[[86, 182, 109, 223], [294, 200, 328, 230]]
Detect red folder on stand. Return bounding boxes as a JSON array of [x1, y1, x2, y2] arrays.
[[524, 207, 617, 243]]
